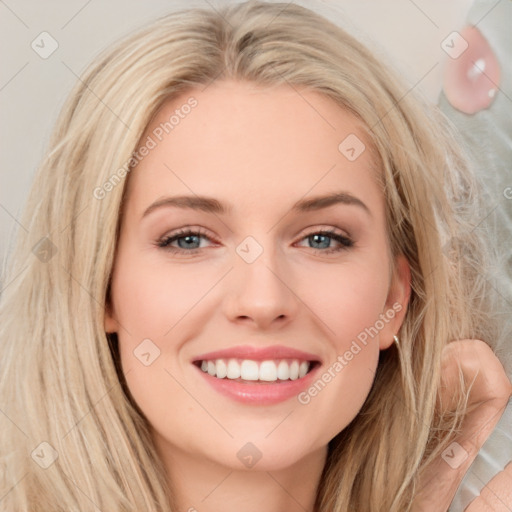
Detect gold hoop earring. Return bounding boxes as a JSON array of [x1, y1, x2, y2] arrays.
[[393, 335, 400, 347]]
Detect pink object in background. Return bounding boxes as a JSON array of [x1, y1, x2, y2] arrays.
[[443, 25, 501, 114]]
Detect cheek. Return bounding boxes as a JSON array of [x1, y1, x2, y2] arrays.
[[294, 257, 389, 424], [110, 252, 227, 416], [281, 258, 390, 437], [110, 239, 392, 460], [300, 258, 390, 346], [110, 251, 217, 341], [110, 254, 195, 438]]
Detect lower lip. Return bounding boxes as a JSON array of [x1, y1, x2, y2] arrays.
[[193, 363, 321, 405]]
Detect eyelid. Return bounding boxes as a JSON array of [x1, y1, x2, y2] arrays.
[[156, 224, 354, 255], [295, 227, 354, 253], [157, 224, 351, 242], [299, 225, 351, 239], [157, 226, 217, 247]]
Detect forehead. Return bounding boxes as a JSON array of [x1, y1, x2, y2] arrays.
[[124, 80, 383, 218]]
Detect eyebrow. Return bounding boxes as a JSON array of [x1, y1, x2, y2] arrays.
[[141, 191, 371, 219]]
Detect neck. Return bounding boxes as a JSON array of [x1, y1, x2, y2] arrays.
[[157, 440, 327, 512]]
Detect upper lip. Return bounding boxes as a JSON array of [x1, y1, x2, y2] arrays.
[[192, 344, 322, 363]]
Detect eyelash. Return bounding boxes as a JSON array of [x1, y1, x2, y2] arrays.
[[156, 227, 354, 256]]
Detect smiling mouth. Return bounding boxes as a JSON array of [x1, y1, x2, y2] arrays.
[[193, 358, 319, 383]]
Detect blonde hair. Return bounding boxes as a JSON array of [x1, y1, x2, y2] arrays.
[[0, 1, 500, 510]]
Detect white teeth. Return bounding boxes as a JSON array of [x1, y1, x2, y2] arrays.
[[240, 360, 259, 380], [227, 359, 241, 379], [277, 360, 290, 380], [216, 359, 227, 379], [289, 360, 299, 380], [299, 361, 309, 378], [198, 358, 312, 382], [259, 361, 277, 381]]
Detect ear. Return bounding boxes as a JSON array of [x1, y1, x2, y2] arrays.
[[379, 253, 411, 350]]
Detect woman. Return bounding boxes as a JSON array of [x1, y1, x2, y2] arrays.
[[0, 1, 510, 510]]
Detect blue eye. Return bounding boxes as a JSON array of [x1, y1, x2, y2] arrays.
[[157, 228, 211, 254], [300, 230, 353, 254], [156, 228, 353, 255]]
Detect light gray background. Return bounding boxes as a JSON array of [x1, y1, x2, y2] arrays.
[[0, 0, 474, 268], [0, 1, 510, 510]]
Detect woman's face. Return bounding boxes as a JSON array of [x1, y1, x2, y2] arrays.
[[105, 80, 410, 471]]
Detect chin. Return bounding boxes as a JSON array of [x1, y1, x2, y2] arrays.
[[200, 436, 323, 473]]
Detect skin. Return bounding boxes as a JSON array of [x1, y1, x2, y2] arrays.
[[466, 461, 512, 511], [105, 80, 410, 511], [443, 26, 501, 114], [104, 80, 511, 511], [413, 339, 512, 511]]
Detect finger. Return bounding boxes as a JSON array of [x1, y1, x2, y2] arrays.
[[411, 406, 508, 511], [439, 340, 512, 412], [465, 462, 512, 512], [413, 340, 511, 511]]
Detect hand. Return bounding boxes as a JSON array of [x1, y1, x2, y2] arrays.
[[465, 461, 512, 511], [412, 339, 512, 511]]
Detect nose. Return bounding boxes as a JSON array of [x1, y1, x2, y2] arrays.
[[223, 238, 299, 330]]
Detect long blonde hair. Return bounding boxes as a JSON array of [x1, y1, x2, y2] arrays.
[[0, 1, 499, 510]]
